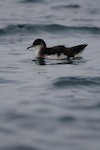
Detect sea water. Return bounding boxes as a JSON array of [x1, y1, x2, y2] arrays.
[[0, 0, 100, 150]]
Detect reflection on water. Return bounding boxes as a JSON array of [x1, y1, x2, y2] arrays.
[[32, 57, 85, 65], [32, 58, 46, 65]]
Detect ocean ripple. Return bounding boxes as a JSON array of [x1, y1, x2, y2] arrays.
[[53, 4, 81, 10], [20, 0, 44, 3], [0, 77, 18, 84], [0, 24, 100, 36], [53, 77, 100, 88], [2, 145, 37, 150], [58, 115, 76, 123]]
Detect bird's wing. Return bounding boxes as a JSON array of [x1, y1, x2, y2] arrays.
[[46, 45, 66, 56]]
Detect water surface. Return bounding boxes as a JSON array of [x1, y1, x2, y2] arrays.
[[0, 0, 100, 150]]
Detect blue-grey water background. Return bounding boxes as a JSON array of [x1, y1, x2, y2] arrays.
[[0, 0, 100, 150]]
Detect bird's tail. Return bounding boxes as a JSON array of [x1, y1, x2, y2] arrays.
[[70, 44, 88, 57]]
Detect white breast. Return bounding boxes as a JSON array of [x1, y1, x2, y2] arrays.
[[35, 45, 42, 57]]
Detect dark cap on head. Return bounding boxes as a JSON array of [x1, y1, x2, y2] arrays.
[[33, 39, 46, 47], [27, 39, 46, 50]]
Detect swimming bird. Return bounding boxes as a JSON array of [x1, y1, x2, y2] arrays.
[[27, 39, 87, 60]]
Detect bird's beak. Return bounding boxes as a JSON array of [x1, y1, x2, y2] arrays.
[[27, 45, 34, 50]]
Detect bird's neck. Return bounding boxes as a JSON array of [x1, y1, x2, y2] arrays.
[[35, 45, 46, 58]]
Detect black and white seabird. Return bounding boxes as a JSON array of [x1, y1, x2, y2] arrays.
[[27, 39, 87, 60]]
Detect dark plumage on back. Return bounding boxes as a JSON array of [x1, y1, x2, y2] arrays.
[[42, 45, 66, 56]]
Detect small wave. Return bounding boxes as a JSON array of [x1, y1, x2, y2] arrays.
[[0, 127, 14, 134], [58, 115, 76, 123], [0, 77, 20, 84], [0, 24, 100, 36], [65, 4, 81, 8], [4, 109, 29, 121], [0, 24, 68, 36], [53, 4, 81, 10], [76, 102, 100, 110], [53, 77, 100, 88], [0, 24, 36, 36], [0, 77, 15, 84], [2, 145, 37, 150], [20, 0, 44, 3]]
